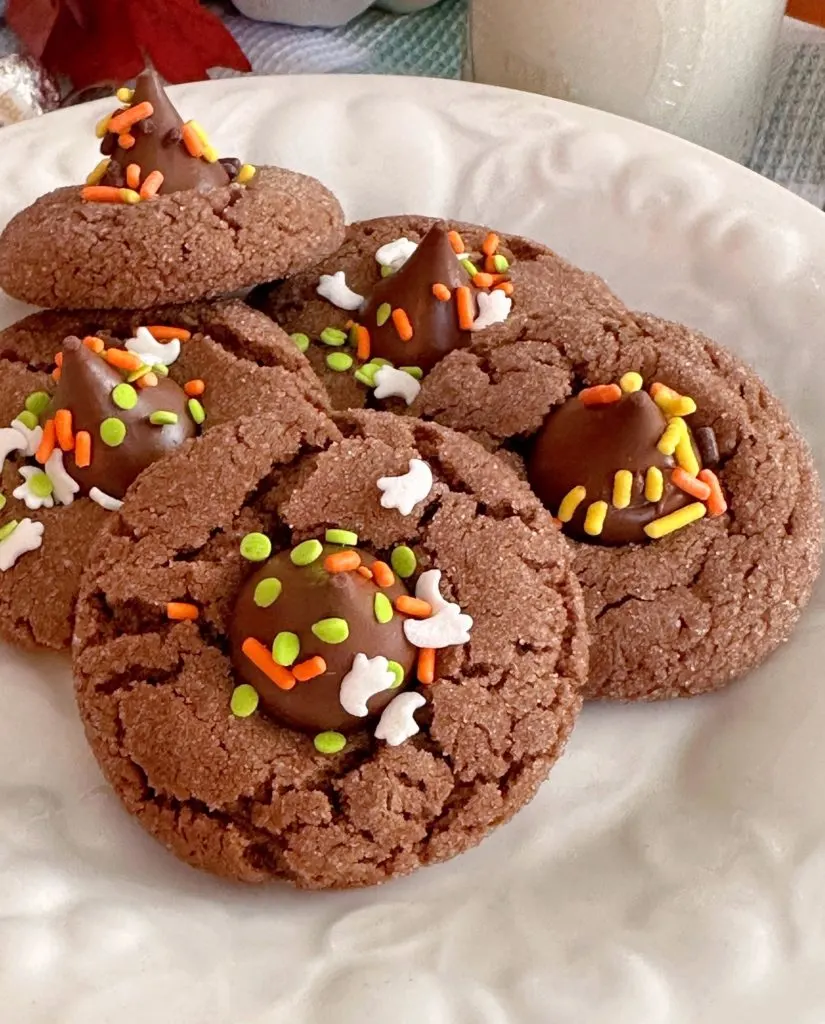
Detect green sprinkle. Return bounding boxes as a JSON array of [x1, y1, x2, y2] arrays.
[[230, 684, 259, 718], [290, 332, 310, 353], [16, 410, 38, 430], [272, 631, 300, 667], [325, 528, 359, 546], [253, 577, 281, 607], [493, 254, 510, 272], [0, 520, 19, 542], [152, 363, 169, 377], [29, 471, 53, 498], [390, 545, 417, 579], [290, 539, 323, 566], [311, 617, 350, 645], [187, 398, 206, 425], [371, 358, 393, 367], [374, 592, 393, 625], [112, 383, 138, 410], [126, 364, 152, 383], [461, 258, 478, 277], [0, 495, 5, 512], [400, 366, 424, 380], [240, 532, 272, 562], [320, 327, 347, 347], [326, 352, 353, 372], [380, 265, 394, 278], [314, 731, 346, 755], [354, 369, 377, 388], [100, 417, 126, 447], [376, 302, 392, 327], [387, 660, 405, 688], [24, 391, 50, 416], [149, 410, 178, 426]]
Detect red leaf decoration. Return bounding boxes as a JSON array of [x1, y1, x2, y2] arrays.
[[7, 0, 251, 91]]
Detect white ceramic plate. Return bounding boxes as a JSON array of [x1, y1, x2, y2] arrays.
[[0, 75, 823, 1024]]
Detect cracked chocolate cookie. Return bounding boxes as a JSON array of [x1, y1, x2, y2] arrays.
[[72, 410, 587, 889], [0, 300, 327, 651], [0, 69, 345, 310], [255, 215, 623, 423]]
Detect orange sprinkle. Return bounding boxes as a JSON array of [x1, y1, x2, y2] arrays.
[[136, 371, 158, 389], [108, 100, 154, 135], [118, 133, 136, 150], [698, 469, 728, 517], [125, 163, 140, 189], [391, 307, 414, 342], [357, 565, 374, 580], [473, 272, 494, 289], [551, 516, 563, 530], [354, 324, 371, 361], [35, 419, 56, 465], [166, 602, 199, 621], [487, 273, 509, 285], [447, 230, 465, 254], [455, 285, 475, 330], [82, 335, 105, 353], [293, 656, 327, 682], [139, 170, 164, 200], [147, 326, 192, 341], [345, 319, 354, 329], [395, 596, 432, 619], [184, 379, 205, 397], [482, 232, 499, 257], [241, 637, 296, 690], [81, 185, 128, 203], [51, 367, 61, 382], [494, 282, 514, 296], [54, 409, 74, 452], [182, 122, 204, 158], [432, 283, 451, 302], [671, 467, 712, 501], [324, 549, 361, 574], [54, 351, 63, 368], [371, 561, 395, 588], [74, 430, 91, 468], [578, 383, 623, 406], [105, 348, 143, 371], [417, 647, 436, 685]]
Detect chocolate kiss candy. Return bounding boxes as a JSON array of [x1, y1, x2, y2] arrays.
[[102, 67, 229, 195], [359, 224, 474, 372], [527, 389, 699, 545], [50, 336, 196, 499], [229, 545, 417, 733]]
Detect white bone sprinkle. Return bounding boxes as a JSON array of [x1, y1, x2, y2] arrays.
[[339, 653, 396, 718], [374, 691, 426, 746], [89, 487, 123, 512], [471, 289, 512, 331], [125, 326, 181, 367], [377, 458, 433, 516], [373, 365, 421, 406], [316, 270, 364, 310], [0, 519, 44, 572]]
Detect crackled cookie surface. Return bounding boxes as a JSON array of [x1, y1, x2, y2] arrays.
[[0, 69, 345, 309], [73, 411, 587, 889], [0, 300, 326, 651]]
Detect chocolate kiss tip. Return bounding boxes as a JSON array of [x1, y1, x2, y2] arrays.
[[62, 335, 82, 352]]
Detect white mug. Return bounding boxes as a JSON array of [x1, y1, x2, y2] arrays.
[[468, 0, 787, 162]]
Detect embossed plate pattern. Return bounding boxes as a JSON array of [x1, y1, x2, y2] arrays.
[[0, 76, 823, 1024]]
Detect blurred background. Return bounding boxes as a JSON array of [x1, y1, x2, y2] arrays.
[[1, 0, 825, 204]]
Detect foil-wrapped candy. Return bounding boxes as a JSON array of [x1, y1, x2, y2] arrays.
[[0, 54, 60, 127]]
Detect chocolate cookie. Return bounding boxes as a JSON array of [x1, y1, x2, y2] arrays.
[[72, 410, 587, 889], [0, 300, 327, 651], [255, 215, 623, 424], [0, 69, 345, 310], [412, 291, 823, 700]]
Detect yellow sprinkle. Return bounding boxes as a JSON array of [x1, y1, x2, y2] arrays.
[[676, 434, 700, 477], [653, 387, 697, 418], [202, 143, 219, 164], [612, 470, 633, 509], [116, 87, 134, 103], [236, 163, 257, 184], [657, 417, 686, 456], [188, 120, 209, 144], [95, 114, 111, 139], [85, 158, 111, 186], [558, 485, 586, 523], [619, 371, 643, 393], [645, 466, 664, 502], [644, 502, 706, 539], [120, 188, 142, 205], [584, 501, 609, 537]]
